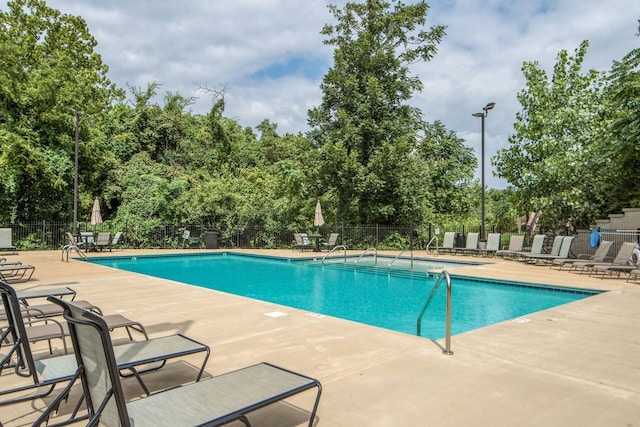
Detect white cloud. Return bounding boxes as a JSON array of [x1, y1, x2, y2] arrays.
[[10, 0, 640, 188]]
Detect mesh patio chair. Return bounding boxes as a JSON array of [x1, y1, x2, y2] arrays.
[[496, 235, 525, 259], [512, 234, 547, 261], [435, 232, 456, 254], [0, 281, 210, 427], [521, 236, 575, 265], [95, 232, 112, 251], [570, 242, 636, 275], [0, 228, 17, 254], [49, 296, 322, 427], [321, 233, 340, 251], [551, 240, 613, 270]]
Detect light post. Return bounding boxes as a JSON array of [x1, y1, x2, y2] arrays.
[[472, 102, 495, 240], [71, 109, 83, 236]]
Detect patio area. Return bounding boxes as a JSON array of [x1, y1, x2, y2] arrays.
[[1, 248, 639, 426]]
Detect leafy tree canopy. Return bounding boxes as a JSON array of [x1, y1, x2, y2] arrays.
[[493, 41, 608, 229], [308, 0, 447, 224], [7, 1, 640, 239], [0, 0, 122, 222], [602, 19, 640, 210]]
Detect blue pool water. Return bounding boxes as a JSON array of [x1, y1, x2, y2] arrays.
[[89, 253, 598, 339]]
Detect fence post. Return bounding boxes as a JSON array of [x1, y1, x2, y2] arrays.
[[410, 223, 414, 251]]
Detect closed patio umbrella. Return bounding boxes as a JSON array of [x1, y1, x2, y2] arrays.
[[91, 197, 103, 230], [314, 200, 325, 231]]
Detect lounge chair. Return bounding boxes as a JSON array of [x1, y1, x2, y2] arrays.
[[0, 228, 17, 254], [435, 232, 456, 254], [2, 285, 99, 321], [0, 263, 35, 282], [627, 269, 640, 283], [589, 243, 640, 278], [0, 259, 22, 267], [570, 241, 637, 275], [17, 285, 78, 301], [95, 232, 112, 251], [471, 233, 501, 257], [2, 310, 148, 354], [496, 235, 525, 259], [322, 233, 340, 250], [1, 305, 69, 354], [521, 236, 574, 265], [49, 297, 322, 427], [0, 281, 210, 423], [294, 233, 312, 251], [590, 263, 637, 278], [110, 231, 123, 251], [455, 232, 479, 255], [14, 286, 148, 341], [7, 299, 100, 320], [1, 292, 146, 357], [511, 234, 547, 260], [551, 240, 613, 270], [517, 234, 555, 262]]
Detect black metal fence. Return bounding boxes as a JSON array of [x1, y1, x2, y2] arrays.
[[1, 222, 639, 255], [0, 222, 428, 251]]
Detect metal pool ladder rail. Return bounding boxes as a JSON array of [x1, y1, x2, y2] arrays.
[[426, 235, 439, 255], [322, 245, 347, 263], [354, 248, 377, 266], [416, 270, 453, 355], [388, 249, 414, 270]]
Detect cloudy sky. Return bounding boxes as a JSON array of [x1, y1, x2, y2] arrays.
[[26, 1, 640, 187]]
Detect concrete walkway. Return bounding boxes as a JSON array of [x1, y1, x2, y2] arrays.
[[1, 249, 639, 426]]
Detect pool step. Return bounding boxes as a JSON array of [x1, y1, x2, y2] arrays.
[[307, 261, 433, 280]]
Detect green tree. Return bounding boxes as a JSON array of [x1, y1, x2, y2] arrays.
[[486, 188, 520, 232], [493, 41, 607, 229], [0, 0, 122, 222], [417, 120, 477, 215], [602, 20, 640, 210], [308, 0, 445, 224]]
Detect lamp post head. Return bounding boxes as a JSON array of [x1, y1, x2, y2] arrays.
[[473, 102, 495, 118]]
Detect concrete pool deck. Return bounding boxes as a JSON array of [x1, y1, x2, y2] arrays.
[[1, 249, 639, 426]]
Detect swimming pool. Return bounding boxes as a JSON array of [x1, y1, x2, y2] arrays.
[[89, 253, 599, 339]]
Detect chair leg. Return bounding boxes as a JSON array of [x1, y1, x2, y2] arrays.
[[45, 337, 68, 355], [124, 322, 148, 340]]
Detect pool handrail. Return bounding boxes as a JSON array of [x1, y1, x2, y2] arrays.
[[426, 236, 439, 255], [355, 248, 377, 266], [61, 237, 87, 262], [322, 245, 347, 264], [388, 249, 414, 270], [416, 270, 453, 355]]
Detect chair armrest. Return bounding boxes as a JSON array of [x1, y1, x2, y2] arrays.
[[20, 306, 48, 319], [22, 309, 65, 330]]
